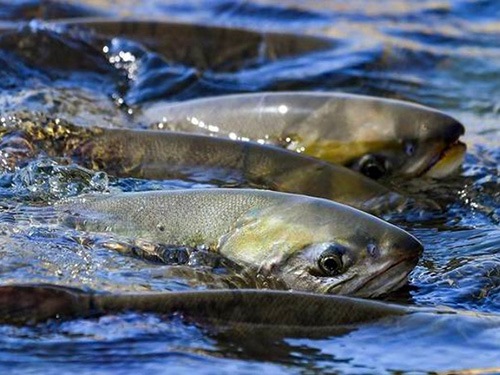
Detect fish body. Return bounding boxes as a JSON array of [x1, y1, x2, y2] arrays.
[[1, 113, 405, 213], [0, 284, 409, 327], [57, 18, 336, 71], [54, 189, 423, 297], [143, 92, 466, 179]]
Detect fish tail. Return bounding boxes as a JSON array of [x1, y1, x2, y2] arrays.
[[0, 284, 94, 325]]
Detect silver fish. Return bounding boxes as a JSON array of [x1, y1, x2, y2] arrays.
[[0, 283, 408, 328], [52, 189, 423, 297], [143, 92, 466, 179], [0, 112, 408, 213]]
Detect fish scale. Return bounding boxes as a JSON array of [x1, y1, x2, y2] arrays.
[[49, 188, 423, 297]]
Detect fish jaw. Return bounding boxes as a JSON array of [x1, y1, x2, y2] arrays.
[[424, 141, 467, 179], [347, 255, 420, 298]]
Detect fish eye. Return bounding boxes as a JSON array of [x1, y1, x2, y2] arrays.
[[357, 154, 388, 180], [404, 141, 416, 156], [318, 246, 344, 276], [367, 242, 379, 258]]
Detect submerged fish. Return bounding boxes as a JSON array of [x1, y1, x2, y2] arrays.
[[0, 113, 407, 213], [0, 283, 408, 327], [46, 189, 423, 297], [143, 92, 466, 180], [56, 18, 335, 72]]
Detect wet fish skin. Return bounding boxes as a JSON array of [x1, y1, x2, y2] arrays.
[[85, 126, 402, 212], [56, 18, 335, 71], [0, 283, 409, 327], [0, 283, 92, 325], [55, 189, 423, 297], [0, 112, 406, 213], [143, 92, 466, 179]]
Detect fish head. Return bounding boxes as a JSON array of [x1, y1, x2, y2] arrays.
[[343, 99, 466, 180], [219, 194, 423, 297]]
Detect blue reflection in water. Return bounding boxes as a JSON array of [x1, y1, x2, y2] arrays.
[[0, 0, 499, 373]]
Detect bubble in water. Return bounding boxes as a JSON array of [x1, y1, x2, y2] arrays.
[[11, 157, 109, 202]]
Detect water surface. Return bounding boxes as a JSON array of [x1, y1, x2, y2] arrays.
[[0, 1, 499, 374]]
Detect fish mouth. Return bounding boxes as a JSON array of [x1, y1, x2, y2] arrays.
[[422, 140, 467, 179], [350, 255, 418, 298]]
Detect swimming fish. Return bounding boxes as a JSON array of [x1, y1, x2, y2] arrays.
[[142, 92, 466, 180], [0, 112, 407, 213], [0, 283, 408, 327], [56, 18, 335, 72], [50, 188, 423, 297]]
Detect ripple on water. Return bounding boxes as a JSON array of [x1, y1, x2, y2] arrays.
[[287, 310, 500, 373], [413, 237, 500, 312], [0, 0, 499, 373], [11, 158, 109, 202]]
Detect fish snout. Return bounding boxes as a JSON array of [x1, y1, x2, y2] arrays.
[[430, 117, 465, 143], [391, 233, 423, 265], [343, 233, 423, 298], [446, 119, 465, 141]]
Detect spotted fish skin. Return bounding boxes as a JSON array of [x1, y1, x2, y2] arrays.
[[0, 283, 408, 327], [143, 92, 466, 179], [54, 189, 422, 297], [0, 112, 404, 213]]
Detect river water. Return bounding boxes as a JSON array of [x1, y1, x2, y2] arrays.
[[0, 1, 498, 374]]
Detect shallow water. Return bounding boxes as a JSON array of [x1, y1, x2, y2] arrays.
[[0, 0, 498, 374]]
